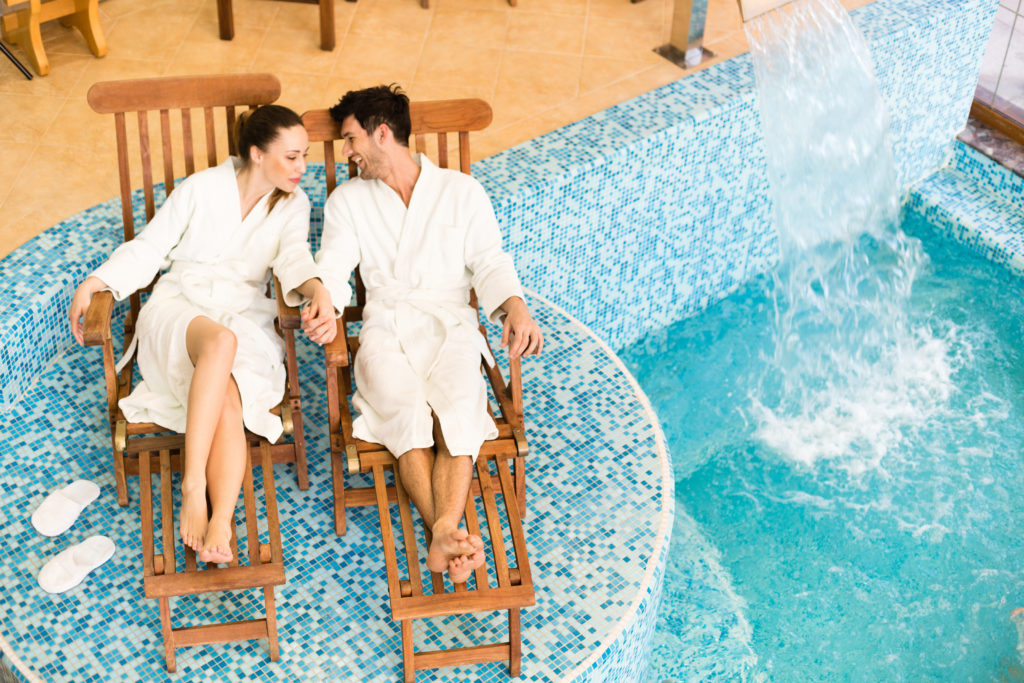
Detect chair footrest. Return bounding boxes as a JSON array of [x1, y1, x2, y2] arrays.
[[145, 562, 285, 598], [172, 618, 271, 647], [415, 642, 511, 670], [391, 584, 535, 620]]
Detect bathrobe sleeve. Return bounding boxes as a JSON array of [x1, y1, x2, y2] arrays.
[[270, 191, 320, 308], [463, 181, 524, 324], [317, 186, 361, 316], [91, 177, 196, 300]]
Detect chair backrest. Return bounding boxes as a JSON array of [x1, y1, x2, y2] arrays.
[[87, 73, 282, 244], [302, 98, 493, 195]]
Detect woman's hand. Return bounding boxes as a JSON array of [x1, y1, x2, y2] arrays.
[[68, 276, 107, 346], [500, 296, 543, 359], [299, 279, 337, 346]]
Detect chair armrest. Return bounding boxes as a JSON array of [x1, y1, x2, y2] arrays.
[[324, 317, 349, 367], [272, 275, 301, 330], [83, 290, 114, 346]]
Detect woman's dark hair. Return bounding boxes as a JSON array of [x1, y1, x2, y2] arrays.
[[328, 84, 411, 147], [233, 104, 304, 212]]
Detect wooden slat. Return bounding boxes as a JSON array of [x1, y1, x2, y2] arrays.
[[509, 608, 522, 677], [415, 133, 426, 155], [476, 457, 510, 587], [414, 642, 510, 670], [462, 488, 488, 589], [393, 470, 424, 595], [422, 527, 445, 595], [203, 106, 217, 168], [324, 141, 337, 194], [159, 449, 176, 576], [185, 544, 197, 573], [137, 110, 155, 221], [392, 584, 534, 620], [241, 446, 260, 566], [495, 457, 531, 587], [409, 99, 492, 134], [227, 517, 240, 568], [140, 450, 155, 577], [226, 105, 237, 156], [87, 74, 280, 114], [112, 112, 134, 242], [459, 131, 470, 174], [173, 618, 268, 647], [159, 109, 174, 194], [262, 441, 283, 564], [372, 464, 404, 606], [436, 132, 448, 169], [144, 562, 285, 597], [82, 290, 113, 345], [181, 108, 195, 175]]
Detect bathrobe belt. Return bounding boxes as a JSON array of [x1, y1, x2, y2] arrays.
[[114, 262, 266, 373], [366, 285, 495, 379]]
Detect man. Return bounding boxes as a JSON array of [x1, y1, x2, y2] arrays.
[[317, 85, 542, 583]]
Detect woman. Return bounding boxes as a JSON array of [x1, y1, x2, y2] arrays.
[[68, 105, 336, 564]]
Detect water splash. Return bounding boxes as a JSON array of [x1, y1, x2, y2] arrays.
[[746, 0, 959, 471]]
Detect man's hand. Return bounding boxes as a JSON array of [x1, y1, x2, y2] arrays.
[[500, 296, 542, 359], [298, 278, 337, 346], [68, 276, 107, 346]]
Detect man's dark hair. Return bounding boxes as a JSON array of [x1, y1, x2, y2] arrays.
[[329, 84, 411, 147]]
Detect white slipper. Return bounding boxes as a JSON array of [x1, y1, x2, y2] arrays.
[[31, 480, 100, 537], [38, 535, 116, 594]]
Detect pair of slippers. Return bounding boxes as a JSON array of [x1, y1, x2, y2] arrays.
[[32, 480, 115, 594]]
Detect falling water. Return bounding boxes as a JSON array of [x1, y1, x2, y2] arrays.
[[746, 0, 957, 473]]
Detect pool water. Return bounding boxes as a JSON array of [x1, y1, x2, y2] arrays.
[[627, 213, 1024, 681]]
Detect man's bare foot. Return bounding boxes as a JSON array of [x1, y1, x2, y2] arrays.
[[449, 548, 485, 584], [426, 525, 478, 574], [198, 518, 233, 564], [179, 480, 207, 551]]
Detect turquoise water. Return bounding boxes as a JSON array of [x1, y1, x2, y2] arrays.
[[629, 215, 1024, 681]]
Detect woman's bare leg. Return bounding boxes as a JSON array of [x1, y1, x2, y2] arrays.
[[180, 317, 238, 551], [198, 378, 246, 564]]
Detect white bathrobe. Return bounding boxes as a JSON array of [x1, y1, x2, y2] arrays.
[[91, 158, 318, 443], [318, 154, 524, 459]]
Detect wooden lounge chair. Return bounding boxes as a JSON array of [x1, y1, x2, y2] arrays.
[[304, 98, 534, 681], [82, 73, 306, 669]]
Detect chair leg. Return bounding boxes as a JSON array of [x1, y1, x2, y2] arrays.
[[114, 448, 129, 506], [159, 597, 176, 672], [8, 2, 49, 76], [216, 0, 234, 40], [332, 446, 346, 535], [509, 607, 522, 677], [264, 586, 280, 661], [401, 619, 415, 682], [67, 0, 107, 57], [292, 405, 309, 490], [318, 0, 334, 50]]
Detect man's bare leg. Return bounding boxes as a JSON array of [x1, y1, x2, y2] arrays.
[[180, 317, 238, 551], [427, 445, 484, 584], [398, 447, 437, 527], [198, 378, 246, 564]]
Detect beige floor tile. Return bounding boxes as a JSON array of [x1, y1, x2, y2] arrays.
[[431, 0, 513, 10], [414, 41, 503, 89], [277, 72, 333, 115], [104, 11, 195, 63], [333, 33, 424, 85], [427, 8, 509, 50], [506, 11, 585, 54], [270, 0, 357, 33], [0, 93, 65, 144], [513, 0, 587, 14], [250, 27, 340, 74], [70, 55, 160, 98], [348, 0, 433, 42], [0, 210, 53, 258], [0, 51, 92, 97], [580, 54, 662, 93], [588, 0, 667, 25], [168, 20, 269, 72], [584, 16, 666, 61], [0, 142, 37, 208], [491, 50, 583, 129], [44, 96, 118, 150], [405, 81, 496, 102]]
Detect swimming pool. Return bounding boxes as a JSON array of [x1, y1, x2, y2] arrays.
[[630, 211, 1024, 680]]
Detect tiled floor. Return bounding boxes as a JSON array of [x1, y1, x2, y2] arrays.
[[0, 0, 876, 260], [977, 0, 1024, 113]]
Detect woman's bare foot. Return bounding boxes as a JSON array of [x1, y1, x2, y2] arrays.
[[198, 518, 233, 564], [426, 525, 479, 575], [179, 480, 207, 551]]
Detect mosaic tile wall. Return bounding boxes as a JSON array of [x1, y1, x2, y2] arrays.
[[904, 140, 1024, 275], [473, 0, 998, 352], [0, 279, 678, 681]]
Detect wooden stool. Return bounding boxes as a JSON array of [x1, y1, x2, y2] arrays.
[[0, 0, 106, 76], [217, 0, 337, 51]]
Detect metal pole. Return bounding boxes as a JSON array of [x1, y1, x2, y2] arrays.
[[0, 40, 32, 80]]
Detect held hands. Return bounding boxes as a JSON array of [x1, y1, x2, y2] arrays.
[[500, 296, 543, 359], [68, 276, 107, 346], [300, 279, 337, 346]]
